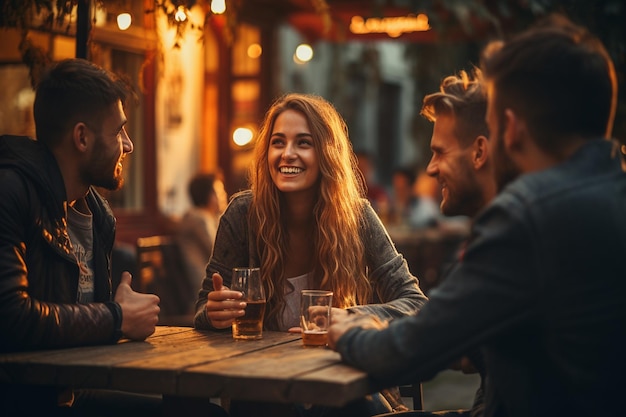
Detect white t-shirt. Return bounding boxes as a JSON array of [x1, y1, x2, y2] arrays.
[[279, 272, 313, 331]]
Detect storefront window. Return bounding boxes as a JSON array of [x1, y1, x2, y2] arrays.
[[102, 49, 146, 211]]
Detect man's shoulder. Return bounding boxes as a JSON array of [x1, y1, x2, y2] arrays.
[[488, 139, 624, 224], [507, 139, 622, 203], [0, 169, 31, 199], [0, 135, 53, 187], [0, 135, 39, 158]]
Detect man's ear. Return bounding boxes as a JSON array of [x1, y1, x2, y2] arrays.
[[503, 108, 523, 151], [72, 122, 89, 152], [472, 135, 490, 169]]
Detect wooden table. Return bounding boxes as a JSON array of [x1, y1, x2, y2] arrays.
[[0, 326, 374, 413]]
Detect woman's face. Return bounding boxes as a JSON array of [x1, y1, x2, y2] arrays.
[[268, 109, 320, 196]]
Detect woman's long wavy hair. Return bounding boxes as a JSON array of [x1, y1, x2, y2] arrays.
[[249, 93, 371, 329]]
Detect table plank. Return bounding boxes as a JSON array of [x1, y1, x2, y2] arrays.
[[178, 341, 371, 406], [0, 327, 210, 387], [288, 363, 374, 406], [111, 331, 301, 394]]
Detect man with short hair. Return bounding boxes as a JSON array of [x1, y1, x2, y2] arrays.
[[420, 68, 497, 417], [329, 15, 624, 417], [0, 58, 159, 352], [0, 58, 166, 416], [422, 68, 496, 220]]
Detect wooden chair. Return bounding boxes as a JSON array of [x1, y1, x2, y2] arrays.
[[399, 383, 424, 410], [136, 235, 196, 324], [380, 383, 472, 416]]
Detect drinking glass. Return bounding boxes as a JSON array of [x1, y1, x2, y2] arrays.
[[231, 267, 266, 340], [300, 290, 333, 347]]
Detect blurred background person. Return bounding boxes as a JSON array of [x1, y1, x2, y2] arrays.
[[389, 166, 440, 229], [177, 172, 228, 288], [355, 150, 390, 220]]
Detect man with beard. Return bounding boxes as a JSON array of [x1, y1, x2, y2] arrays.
[[329, 14, 624, 417], [423, 68, 496, 221], [417, 67, 497, 417], [0, 59, 191, 416]]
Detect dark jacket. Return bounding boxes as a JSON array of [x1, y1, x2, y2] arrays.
[[0, 135, 122, 352], [336, 139, 626, 417]]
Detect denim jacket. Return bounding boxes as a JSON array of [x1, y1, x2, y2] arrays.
[[336, 139, 626, 417]]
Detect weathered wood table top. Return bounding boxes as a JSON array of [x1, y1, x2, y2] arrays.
[[0, 326, 373, 408]]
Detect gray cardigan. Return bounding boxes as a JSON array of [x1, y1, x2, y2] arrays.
[[194, 190, 427, 330]]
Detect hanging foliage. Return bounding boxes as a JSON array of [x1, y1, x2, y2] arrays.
[[1, 0, 105, 87]]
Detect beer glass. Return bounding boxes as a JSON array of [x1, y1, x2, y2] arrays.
[[231, 267, 266, 340], [300, 290, 333, 347]]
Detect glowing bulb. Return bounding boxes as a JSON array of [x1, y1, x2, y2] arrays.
[[117, 13, 132, 30], [247, 43, 262, 59], [211, 0, 226, 14], [174, 6, 187, 22], [233, 127, 254, 147], [295, 44, 313, 63]]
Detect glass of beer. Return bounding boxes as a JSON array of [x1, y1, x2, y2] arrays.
[[300, 290, 333, 347], [231, 267, 266, 340]]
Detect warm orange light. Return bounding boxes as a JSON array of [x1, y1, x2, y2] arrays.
[[247, 43, 262, 59], [350, 14, 430, 38], [117, 13, 132, 30]]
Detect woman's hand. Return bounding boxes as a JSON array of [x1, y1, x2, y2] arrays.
[[204, 273, 246, 329]]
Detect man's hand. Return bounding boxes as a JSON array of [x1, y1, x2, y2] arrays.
[[114, 272, 160, 340], [330, 307, 349, 321], [328, 312, 387, 350], [289, 307, 349, 333], [203, 273, 246, 329]]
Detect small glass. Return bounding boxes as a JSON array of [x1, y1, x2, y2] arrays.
[[300, 290, 333, 347]]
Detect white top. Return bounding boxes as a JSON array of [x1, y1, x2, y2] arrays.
[[279, 272, 313, 331]]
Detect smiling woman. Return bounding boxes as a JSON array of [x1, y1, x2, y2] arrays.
[[194, 92, 428, 416]]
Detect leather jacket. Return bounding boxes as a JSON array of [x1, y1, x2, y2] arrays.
[[0, 135, 123, 352]]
